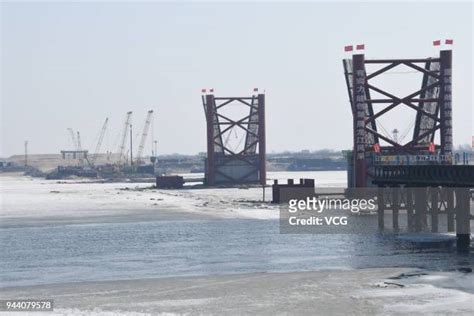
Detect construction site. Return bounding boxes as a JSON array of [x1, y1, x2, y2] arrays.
[[1, 42, 472, 246], [26, 110, 157, 180], [2, 2, 474, 315]]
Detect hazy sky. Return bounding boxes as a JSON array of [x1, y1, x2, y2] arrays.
[[1, 1, 473, 157]]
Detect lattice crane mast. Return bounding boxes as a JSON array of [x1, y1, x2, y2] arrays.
[[90, 118, 109, 166], [118, 111, 132, 164], [67, 128, 78, 150], [136, 110, 154, 165]]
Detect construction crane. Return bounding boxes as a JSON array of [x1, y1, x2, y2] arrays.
[[136, 110, 154, 165], [76, 131, 85, 166], [90, 118, 109, 166], [76, 131, 82, 151], [67, 128, 78, 150], [118, 111, 133, 164], [66, 128, 86, 165]]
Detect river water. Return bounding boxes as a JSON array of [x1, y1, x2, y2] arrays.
[[0, 172, 472, 288], [2, 217, 473, 287]]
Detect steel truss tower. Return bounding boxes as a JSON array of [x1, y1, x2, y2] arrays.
[[202, 90, 266, 186], [343, 45, 453, 187]]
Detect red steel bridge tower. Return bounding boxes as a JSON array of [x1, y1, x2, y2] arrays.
[[202, 89, 266, 186], [343, 41, 453, 187]]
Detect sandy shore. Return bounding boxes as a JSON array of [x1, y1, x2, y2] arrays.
[[0, 175, 279, 228], [0, 171, 347, 227], [0, 268, 406, 315], [1, 268, 473, 315]]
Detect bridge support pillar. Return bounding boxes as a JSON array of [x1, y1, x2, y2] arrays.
[[392, 187, 399, 232], [430, 187, 439, 233], [414, 188, 427, 232], [377, 187, 384, 230], [455, 188, 471, 251], [406, 188, 415, 232], [446, 188, 455, 232]]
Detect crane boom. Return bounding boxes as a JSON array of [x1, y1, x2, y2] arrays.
[[76, 131, 82, 151], [118, 111, 132, 163], [90, 118, 109, 166], [66, 128, 87, 166], [136, 110, 154, 164], [67, 128, 78, 150], [76, 131, 86, 166]]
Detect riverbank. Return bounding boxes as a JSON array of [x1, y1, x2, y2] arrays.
[[1, 268, 473, 315], [1, 174, 473, 315], [0, 175, 280, 229]]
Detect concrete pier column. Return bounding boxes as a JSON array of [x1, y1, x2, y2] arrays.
[[392, 187, 399, 232], [406, 188, 415, 232], [414, 188, 427, 232], [430, 187, 439, 233], [455, 188, 471, 250], [446, 188, 455, 232], [377, 187, 385, 231]]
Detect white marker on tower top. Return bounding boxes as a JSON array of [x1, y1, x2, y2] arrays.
[[433, 39, 453, 51], [343, 45, 354, 58]]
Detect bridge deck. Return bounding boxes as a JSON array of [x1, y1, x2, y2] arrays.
[[373, 165, 474, 187]]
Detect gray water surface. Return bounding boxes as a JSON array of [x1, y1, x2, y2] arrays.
[[1, 218, 473, 288]]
